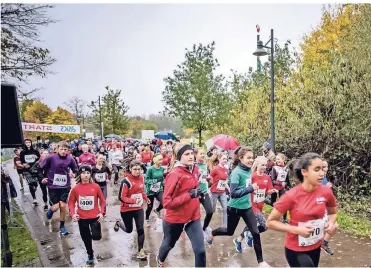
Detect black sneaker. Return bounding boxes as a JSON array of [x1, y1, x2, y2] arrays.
[[321, 243, 334, 255], [44, 205, 48, 211]]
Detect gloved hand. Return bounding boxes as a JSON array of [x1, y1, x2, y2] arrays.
[[189, 188, 203, 198]]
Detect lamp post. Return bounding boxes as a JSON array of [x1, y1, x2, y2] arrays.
[[253, 26, 275, 153], [91, 96, 103, 140]]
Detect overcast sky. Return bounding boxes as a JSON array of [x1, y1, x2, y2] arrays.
[[25, 4, 323, 116]]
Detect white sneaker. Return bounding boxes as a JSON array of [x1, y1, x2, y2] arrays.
[[258, 261, 271, 268], [20, 187, 24, 191], [33, 199, 38, 205]]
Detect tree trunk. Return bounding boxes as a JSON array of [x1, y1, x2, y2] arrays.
[[198, 129, 202, 147]]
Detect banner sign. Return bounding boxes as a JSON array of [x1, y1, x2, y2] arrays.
[[22, 122, 80, 134]]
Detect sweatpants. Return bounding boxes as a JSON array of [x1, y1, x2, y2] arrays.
[[211, 192, 228, 227]]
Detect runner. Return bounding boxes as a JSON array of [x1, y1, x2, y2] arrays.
[[20, 139, 41, 205], [144, 153, 164, 226], [267, 153, 338, 267], [204, 146, 269, 267], [262, 141, 275, 175], [96, 146, 108, 160], [13, 148, 24, 191], [194, 148, 214, 234], [78, 144, 97, 167], [321, 159, 338, 255], [113, 160, 150, 260], [40, 141, 79, 235], [134, 153, 147, 176], [233, 156, 278, 252], [92, 154, 111, 200], [270, 153, 291, 223], [160, 145, 171, 170], [68, 165, 105, 267], [109, 144, 124, 185], [210, 152, 230, 228], [30, 149, 49, 210], [140, 144, 153, 167], [157, 143, 206, 268]]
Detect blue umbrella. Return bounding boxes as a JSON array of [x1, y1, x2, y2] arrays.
[[104, 134, 122, 141], [154, 131, 177, 140]]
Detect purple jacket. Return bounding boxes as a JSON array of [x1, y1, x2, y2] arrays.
[[40, 153, 78, 189]]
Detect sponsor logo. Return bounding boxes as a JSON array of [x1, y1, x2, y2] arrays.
[[316, 197, 326, 204]]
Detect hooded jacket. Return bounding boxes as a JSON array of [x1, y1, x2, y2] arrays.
[[163, 162, 201, 223], [20, 140, 40, 171], [118, 173, 149, 212]]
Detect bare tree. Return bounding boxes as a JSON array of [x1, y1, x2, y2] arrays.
[[1, 4, 56, 83], [64, 96, 88, 125]]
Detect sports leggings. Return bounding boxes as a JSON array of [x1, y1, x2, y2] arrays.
[[145, 192, 163, 220], [285, 247, 321, 267], [200, 193, 213, 231], [78, 217, 102, 256], [212, 206, 263, 263], [120, 209, 145, 252], [270, 189, 287, 221]]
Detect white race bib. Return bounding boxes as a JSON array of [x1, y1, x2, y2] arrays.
[[199, 172, 207, 184], [95, 173, 106, 182], [53, 174, 67, 186], [298, 219, 324, 247], [25, 154, 36, 163], [216, 180, 226, 191], [79, 196, 94, 210], [277, 167, 288, 182], [150, 182, 161, 193], [254, 189, 266, 203], [129, 194, 143, 207]]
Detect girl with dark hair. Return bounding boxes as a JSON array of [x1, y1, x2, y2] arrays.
[[204, 146, 269, 267], [267, 153, 338, 267]]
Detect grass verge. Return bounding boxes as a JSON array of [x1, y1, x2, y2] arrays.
[[1, 155, 13, 163], [262, 204, 371, 238], [4, 208, 39, 265]]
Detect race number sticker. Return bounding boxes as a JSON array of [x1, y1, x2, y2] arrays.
[[277, 168, 288, 182], [95, 173, 106, 182], [216, 180, 226, 191], [150, 182, 161, 193], [129, 194, 143, 207], [53, 174, 67, 186], [254, 189, 266, 203], [79, 196, 94, 210], [199, 172, 207, 184], [25, 155, 36, 163], [298, 219, 324, 247]]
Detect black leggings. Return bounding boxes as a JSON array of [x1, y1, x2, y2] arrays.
[[270, 189, 287, 221], [38, 178, 48, 203], [120, 209, 145, 252], [24, 172, 38, 199], [112, 164, 122, 182], [200, 194, 214, 231], [285, 247, 321, 267], [145, 192, 163, 220], [158, 219, 206, 267], [78, 218, 102, 256], [212, 206, 263, 263]]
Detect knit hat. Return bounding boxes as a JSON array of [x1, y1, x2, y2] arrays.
[[79, 165, 92, 174], [176, 144, 193, 161], [263, 141, 272, 150]]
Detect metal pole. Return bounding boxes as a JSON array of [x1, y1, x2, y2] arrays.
[[98, 96, 103, 140], [270, 29, 275, 153]]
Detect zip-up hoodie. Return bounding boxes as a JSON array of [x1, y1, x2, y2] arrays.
[[20, 140, 40, 171], [118, 173, 149, 212], [163, 162, 200, 224]]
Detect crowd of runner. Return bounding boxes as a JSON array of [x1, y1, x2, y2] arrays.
[[9, 135, 338, 267]]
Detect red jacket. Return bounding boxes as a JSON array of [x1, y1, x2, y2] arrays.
[[161, 153, 171, 166], [68, 182, 106, 219], [140, 151, 153, 164], [210, 165, 228, 193], [78, 152, 96, 166], [119, 173, 149, 212], [163, 164, 200, 223]]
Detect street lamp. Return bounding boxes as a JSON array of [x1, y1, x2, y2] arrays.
[[90, 96, 103, 140], [253, 25, 276, 153]]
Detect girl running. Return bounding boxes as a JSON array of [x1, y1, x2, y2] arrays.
[[194, 148, 214, 234], [140, 144, 153, 167], [92, 154, 111, 200], [210, 152, 230, 228], [233, 156, 278, 252], [144, 153, 164, 226], [134, 153, 147, 175], [267, 153, 338, 267], [204, 146, 269, 267], [113, 160, 150, 260], [13, 148, 24, 191], [68, 165, 105, 267], [157, 143, 206, 268]]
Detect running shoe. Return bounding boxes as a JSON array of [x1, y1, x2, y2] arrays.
[[20, 187, 24, 191], [59, 226, 69, 236], [113, 220, 120, 232], [145, 220, 150, 228], [86, 255, 94, 267], [233, 238, 243, 253], [136, 249, 147, 260], [321, 243, 334, 255], [258, 261, 271, 267], [46, 209, 54, 220], [156, 255, 166, 268], [204, 227, 214, 245], [43, 204, 48, 211], [33, 199, 38, 205]]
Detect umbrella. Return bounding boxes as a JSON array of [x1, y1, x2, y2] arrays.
[[205, 134, 240, 155], [105, 134, 122, 141], [154, 131, 177, 141]]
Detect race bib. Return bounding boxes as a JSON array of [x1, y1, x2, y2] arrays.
[[298, 219, 324, 247], [79, 196, 94, 210], [95, 173, 106, 182], [150, 182, 161, 193], [129, 194, 143, 207], [216, 180, 226, 191], [25, 154, 36, 163], [277, 168, 288, 182], [147, 162, 151, 167], [53, 174, 67, 186], [254, 189, 266, 203], [199, 172, 207, 184]]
